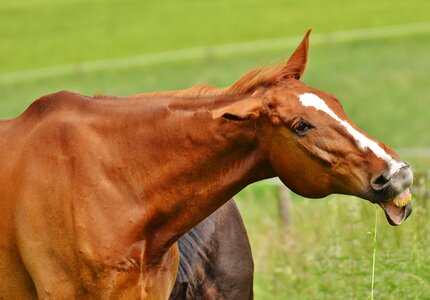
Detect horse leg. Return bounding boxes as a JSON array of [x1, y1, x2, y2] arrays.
[[17, 235, 179, 299], [0, 253, 37, 299], [100, 241, 180, 300], [140, 243, 180, 300]]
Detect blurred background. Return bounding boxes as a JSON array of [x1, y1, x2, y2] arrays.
[[1, 0, 429, 298]]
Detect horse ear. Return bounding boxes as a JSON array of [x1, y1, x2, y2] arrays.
[[212, 98, 262, 121], [279, 29, 311, 80]]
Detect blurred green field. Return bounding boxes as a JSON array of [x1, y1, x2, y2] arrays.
[[236, 176, 430, 299], [1, 0, 429, 73], [1, 0, 429, 299]]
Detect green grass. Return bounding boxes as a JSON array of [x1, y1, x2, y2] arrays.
[[1, 0, 430, 298], [1, 0, 429, 73], [236, 179, 430, 300]]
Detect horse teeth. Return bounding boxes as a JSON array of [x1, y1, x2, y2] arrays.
[[393, 197, 402, 207], [392, 190, 411, 207]]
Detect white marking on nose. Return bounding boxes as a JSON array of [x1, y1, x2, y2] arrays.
[[298, 93, 404, 174]]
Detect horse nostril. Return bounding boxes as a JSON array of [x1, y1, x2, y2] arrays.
[[371, 172, 391, 191], [391, 164, 414, 192]]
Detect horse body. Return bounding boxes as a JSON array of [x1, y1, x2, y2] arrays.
[[0, 90, 260, 299], [170, 199, 253, 300], [0, 31, 413, 299]]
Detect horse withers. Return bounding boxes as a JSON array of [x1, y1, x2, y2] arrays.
[[0, 30, 412, 299]]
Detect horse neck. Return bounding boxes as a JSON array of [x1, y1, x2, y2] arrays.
[[99, 94, 272, 259]]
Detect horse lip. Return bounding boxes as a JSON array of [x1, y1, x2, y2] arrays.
[[378, 201, 412, 226]]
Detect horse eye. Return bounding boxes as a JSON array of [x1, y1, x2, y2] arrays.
[[293, 121, 311, 135]]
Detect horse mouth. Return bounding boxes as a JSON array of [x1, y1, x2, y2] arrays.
[[378, 189, 412, 226]]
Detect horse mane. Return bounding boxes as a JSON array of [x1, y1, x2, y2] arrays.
[[167, 63, 287, 97], [93, 62, 288, 100], [229, 63, 288, 94], [174, 218, 215, 297]]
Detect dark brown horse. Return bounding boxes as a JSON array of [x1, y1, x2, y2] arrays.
[[0, 30, 412, 299], [169, 199, 253, 300]]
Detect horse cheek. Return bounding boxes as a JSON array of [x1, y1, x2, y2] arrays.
[[266, 132, 331, 198]]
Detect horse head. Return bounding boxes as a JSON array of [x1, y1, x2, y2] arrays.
[[213, 30, 413, 225]]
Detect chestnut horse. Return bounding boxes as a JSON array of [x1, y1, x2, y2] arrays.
[[0, 30, 413, 299], [94, 87, 254, 299], [169, 199, 253, 300]]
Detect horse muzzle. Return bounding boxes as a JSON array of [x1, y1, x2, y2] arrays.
[[370, 164, 413, 226]]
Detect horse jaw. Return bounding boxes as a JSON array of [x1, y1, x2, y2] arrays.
[[378, 189, 412, 226]]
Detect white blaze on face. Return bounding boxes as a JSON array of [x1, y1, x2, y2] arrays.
[[298, 93, 404, 175]]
